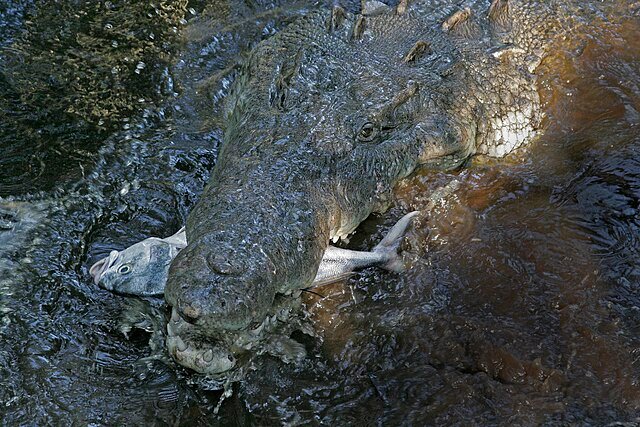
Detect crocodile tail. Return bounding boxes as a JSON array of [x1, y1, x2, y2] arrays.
[[373, 211, 420, 272]]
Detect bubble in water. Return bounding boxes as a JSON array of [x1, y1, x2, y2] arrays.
[[135, 62, 146, 74]]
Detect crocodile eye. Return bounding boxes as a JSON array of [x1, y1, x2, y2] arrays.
[[357, 122, 377, 142], [118, 264, 131, 274]]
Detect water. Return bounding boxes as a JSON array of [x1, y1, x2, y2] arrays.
[[1, 0, 639, 424]]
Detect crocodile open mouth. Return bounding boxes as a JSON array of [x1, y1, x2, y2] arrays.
[[166, 292, 306, 375], [166, 307, 237, 375]]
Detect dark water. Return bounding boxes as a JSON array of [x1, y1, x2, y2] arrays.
[[1, 0, 639, 424]]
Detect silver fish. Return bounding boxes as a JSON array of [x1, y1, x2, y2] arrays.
[[89, 227, 186, 296], [313, 211, 419, 286], [90, 212, 418, 296]]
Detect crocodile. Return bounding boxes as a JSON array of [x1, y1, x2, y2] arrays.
[[163, 0, 571, 374]]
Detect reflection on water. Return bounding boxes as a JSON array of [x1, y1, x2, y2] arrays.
[[1, 0, 640, 424], [0, 0, 187, 195]]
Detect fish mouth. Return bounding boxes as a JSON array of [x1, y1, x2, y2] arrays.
[[166, 307, 237, 375], [89, 250, 119, 285]]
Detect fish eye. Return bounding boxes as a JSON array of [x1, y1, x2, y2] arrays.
[[357, 122, 377, 142], [118, 264, 131, 274]]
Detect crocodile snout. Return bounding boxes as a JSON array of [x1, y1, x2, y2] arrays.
[[166, 237, 277, 333]]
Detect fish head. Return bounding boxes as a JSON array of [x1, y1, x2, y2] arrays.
[[90, 237, 179, 296]]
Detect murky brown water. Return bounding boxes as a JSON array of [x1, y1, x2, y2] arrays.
[[1, 0, 639, 425]]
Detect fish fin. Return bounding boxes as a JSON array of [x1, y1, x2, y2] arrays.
[[375, 211, 420, 249], [373, 211, 420, 272], [163, 227, 187, 248]]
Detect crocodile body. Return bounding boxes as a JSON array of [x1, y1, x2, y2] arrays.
[[164, 0, 572, 374]]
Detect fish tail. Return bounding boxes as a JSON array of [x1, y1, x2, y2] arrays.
[[373, 211, 419, 272]]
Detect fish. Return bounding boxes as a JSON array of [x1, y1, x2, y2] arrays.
[[313, 211, 419, 287], [90, 212, 419, 296], [89, 227, 186, 296]]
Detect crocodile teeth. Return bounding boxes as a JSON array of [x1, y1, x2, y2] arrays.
[[174, 336, 188, 352], [167, 321, 176, 336], [170, 307, 181, 323], [249, 322, 265, 336]]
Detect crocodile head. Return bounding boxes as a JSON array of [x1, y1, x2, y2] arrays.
[[164, 0, 543, 374], [165, 236, 302, 374]]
